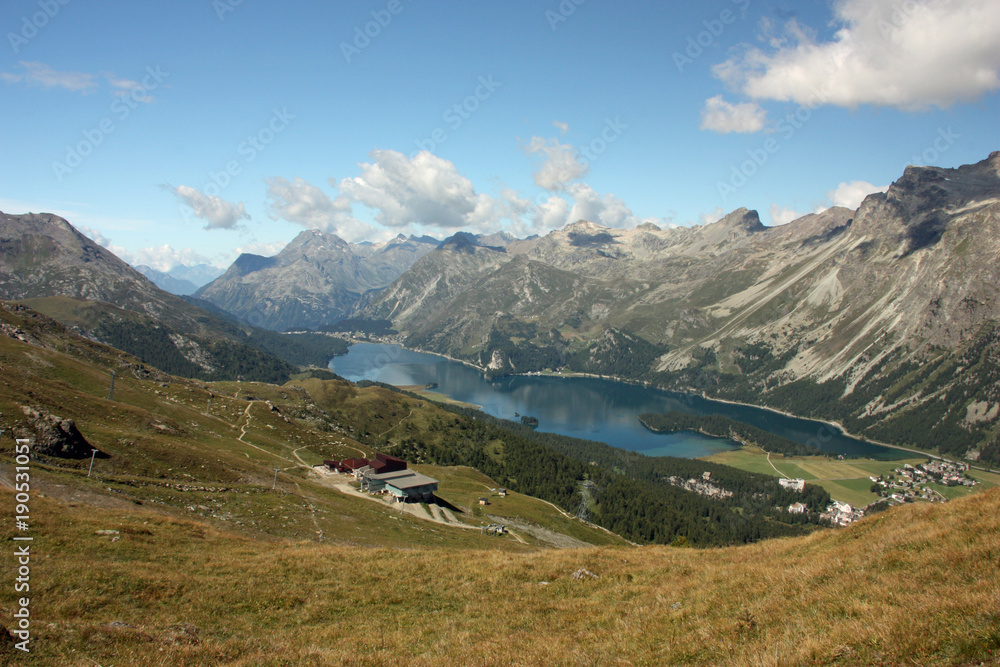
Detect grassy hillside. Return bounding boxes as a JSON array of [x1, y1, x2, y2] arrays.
[[0, 301, 843, 549], [0, 302, 616, 549], [2, 486, 998, 665], [1, 299, 998, 665], [18, 295, 348, 384]]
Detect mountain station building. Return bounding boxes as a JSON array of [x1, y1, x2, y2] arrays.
[[363, 469, 439, 502]]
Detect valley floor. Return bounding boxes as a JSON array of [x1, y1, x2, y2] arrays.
[[704, 445, 1000, 508]]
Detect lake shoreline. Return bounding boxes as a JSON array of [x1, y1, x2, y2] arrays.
[[331, 341, 918, 461]]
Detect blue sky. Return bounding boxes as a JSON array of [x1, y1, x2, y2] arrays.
[[2, 0, 999, 270]]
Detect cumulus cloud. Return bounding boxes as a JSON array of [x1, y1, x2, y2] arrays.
[[523, 136, 589, 190], [337, 150, 503, 230], [265, 152, 519, 239], [265, 149, 655, 241], [564, 184, 643, 228], [172, 185, 249, 230], [713, 0, 1000, 110], [266, 177, 349, 228], [234, 240, 288, 258], [552, 120, 569, 134], [698, 207, 726, 225], [79, 226, 111, 248], [827, 180, 888, 209], [532, 195, 572, 232], [699, 96, 767, 133], [1, 61, 97, 92], [768, 204, 803, 226], [116, 245, 216, 272], [526, 184, 653, 231]]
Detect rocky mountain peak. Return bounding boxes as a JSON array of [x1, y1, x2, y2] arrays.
[[851, 150, 1000, 253], [438, 231, 500, 254], [230, 253, 277, 276], [691, 208, 765, 247], [713, 208, 764, 233], [562, 219, 607, 234], [281, 229, 349, 257]]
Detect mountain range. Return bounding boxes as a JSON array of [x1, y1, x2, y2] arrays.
[[2, 155, 1000, 664], [353, 152, 1000, 463], [194, 230, 438, 330], [0, 211, 343, 382], [2, 152, 998, 465], [135, 263, 223, 296], [1, 286, 996, 665]]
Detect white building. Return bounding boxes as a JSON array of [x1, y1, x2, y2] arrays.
[[779, 478, 805, 492]]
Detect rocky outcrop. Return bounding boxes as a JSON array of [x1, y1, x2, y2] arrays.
[[17, 405, 97, 459]]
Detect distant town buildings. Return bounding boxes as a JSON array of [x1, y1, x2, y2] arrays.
[[821, 459, 978, 527]]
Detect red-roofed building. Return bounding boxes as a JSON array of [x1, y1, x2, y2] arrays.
[[325, 458, 369, 473], [370, 453, 407, 475]]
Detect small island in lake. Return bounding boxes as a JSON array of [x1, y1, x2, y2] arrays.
[[638, 411, 827, 457], [520, 415, 539, 427]]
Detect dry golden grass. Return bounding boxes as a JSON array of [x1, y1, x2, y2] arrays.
[[2, 487, 998, 666], [1, 308, 997, 664]]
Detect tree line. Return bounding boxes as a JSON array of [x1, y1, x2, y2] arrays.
[[638, 411, 826, 457]]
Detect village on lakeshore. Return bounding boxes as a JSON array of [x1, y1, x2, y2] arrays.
[[790, 458, 978, 527]]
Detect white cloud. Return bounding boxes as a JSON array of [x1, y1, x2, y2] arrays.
[[78, 226, 111, 247], [698, 207, 726, 225], [105, 74, 154, 103], [553, 120, 569, 134], [233, 240, 287, 258], [266, 152, 527, 239], [534, 197, 568, 230], [337, 149, 504, 231], [527, 184, 651, 231], [768, 204, 803, 226], [565, 184, 638, 228], [827, 180, 888, 209], [699, 96, 767, 133], [714, 0, 1000, 110], [265, 177, 351, 228], [0, 61, 96, 92], [172, 185, 249, 230], [265, 149, 659, 241], [523, 136, 589, 190], [112, 244, 216, 272]]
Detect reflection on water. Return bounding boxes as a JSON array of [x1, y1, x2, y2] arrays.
[[331, 343, 907, 460]]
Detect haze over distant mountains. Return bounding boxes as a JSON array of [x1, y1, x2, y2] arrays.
[[135, 263, 224, 296]]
